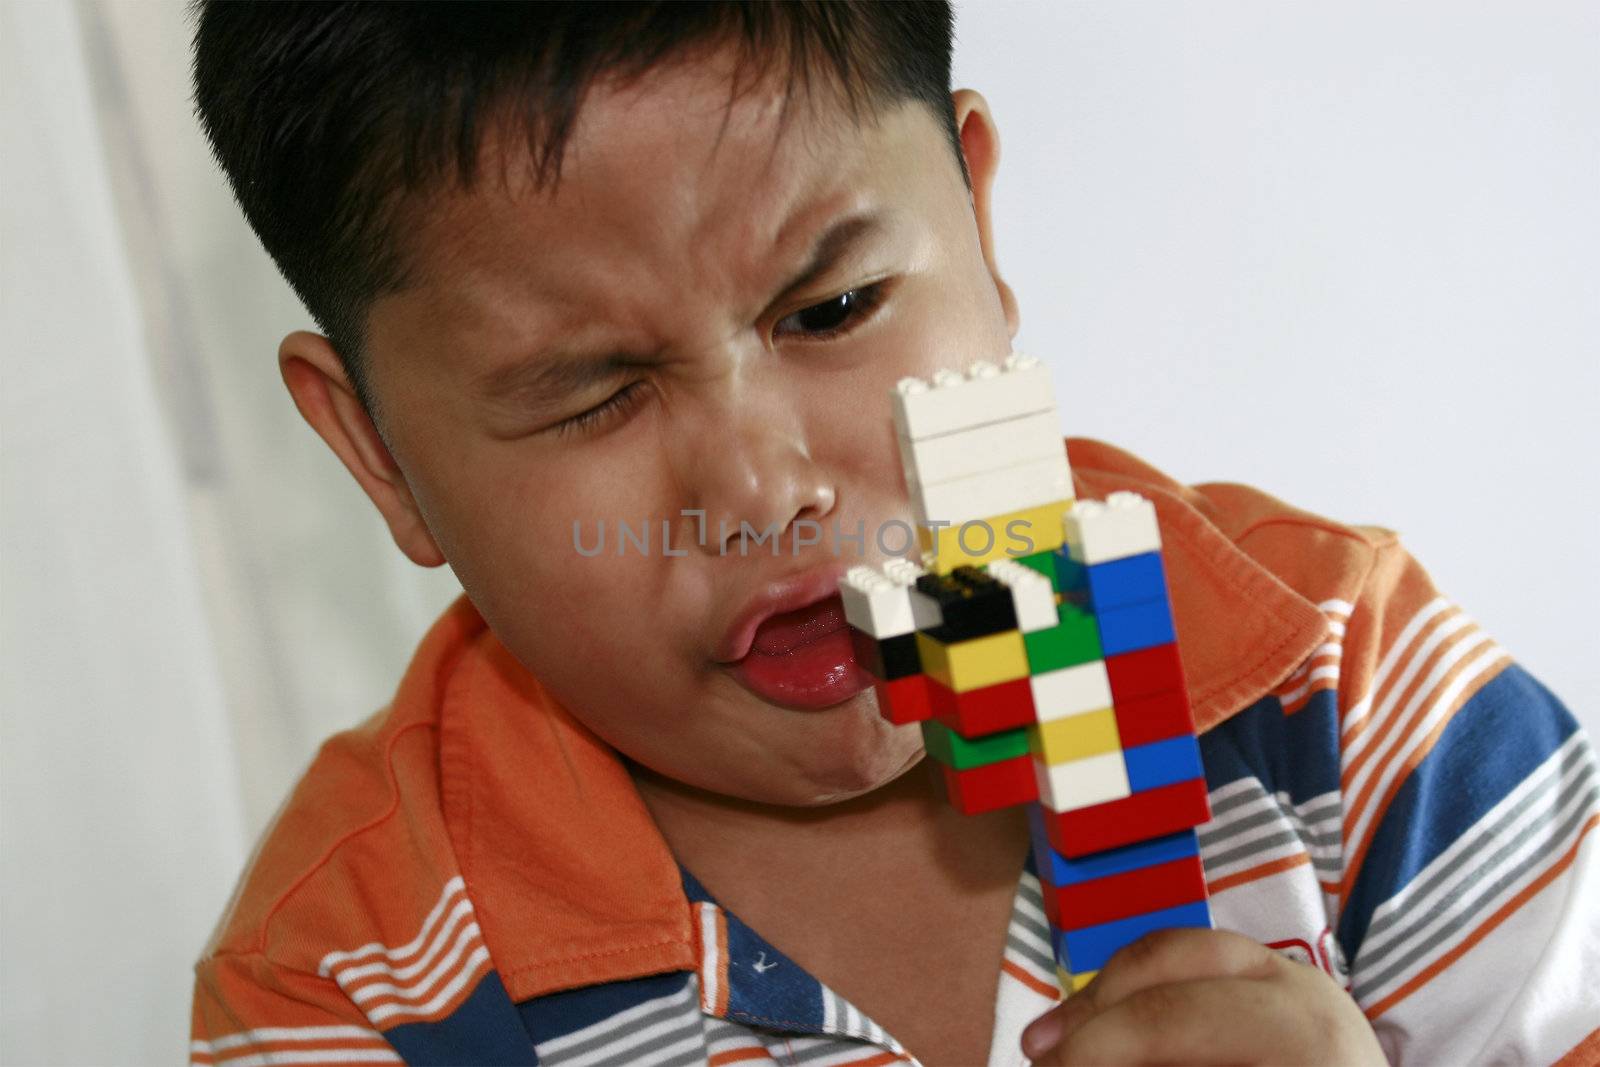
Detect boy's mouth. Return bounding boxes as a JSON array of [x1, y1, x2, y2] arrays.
[[719, 567, 873, 710]]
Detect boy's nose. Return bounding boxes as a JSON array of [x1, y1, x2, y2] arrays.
[[665, 400, 837, 557]]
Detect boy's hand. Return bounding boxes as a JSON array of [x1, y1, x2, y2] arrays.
[[1021, 928, 1386, 1065]]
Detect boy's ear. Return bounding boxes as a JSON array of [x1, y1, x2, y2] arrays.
[[951, 88, 1020, 339], [277, 331, 447, 568]]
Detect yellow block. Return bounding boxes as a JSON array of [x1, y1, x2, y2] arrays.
[[917, 498, 1072, 574], [915, 629, 1030, 692], [1028, 708, 1122, 765], [1055, 967, 1098, 995]]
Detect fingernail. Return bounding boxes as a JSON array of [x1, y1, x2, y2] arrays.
[[1021, 1012, 1064, 1059]]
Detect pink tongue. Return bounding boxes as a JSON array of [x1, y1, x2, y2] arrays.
[[750, 596, 847, 656]]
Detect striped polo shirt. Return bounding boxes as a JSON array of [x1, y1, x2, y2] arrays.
[[190, 439, 1600, 1067]]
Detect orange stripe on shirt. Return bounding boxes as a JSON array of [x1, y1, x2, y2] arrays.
[[1002, 958, 1063, 999], [709, 1046, 777, 1066], [1341, 651, 1511, 896], [831, 1052, 912, 1067], [1208, 851, 1312, 894], [1554, 1025, 1600, 1067], [1364, 812, 1600, 1020], [1340, 608, 1470, 788], [713, 906, 731, 1017]]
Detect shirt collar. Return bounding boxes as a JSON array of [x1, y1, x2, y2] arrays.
[[422, 437, 1329, 1002]]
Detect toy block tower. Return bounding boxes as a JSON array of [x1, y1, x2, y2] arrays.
[[841, 355, 1213, 996]]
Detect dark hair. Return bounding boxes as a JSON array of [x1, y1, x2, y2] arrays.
[[189, 1, 962, 434]]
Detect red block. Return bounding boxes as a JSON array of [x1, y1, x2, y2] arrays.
[[1038, 778, 1211, 857], [940, 754, 1038, 815], [1041, 855, 1209, 931], [874, 674, 932, 725], [1105, 643, 1187, 703], [1113, 687, 1198, 749], [928, 676, 1035, 738]]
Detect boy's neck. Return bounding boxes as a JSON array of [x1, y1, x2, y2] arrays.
[[624, 753, 1031, 898]]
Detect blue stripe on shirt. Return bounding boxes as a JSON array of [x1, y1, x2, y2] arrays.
[[1336, 663, 1579, 961], [1199, 690, 1342, 804], [389, 970, 538, 1065]]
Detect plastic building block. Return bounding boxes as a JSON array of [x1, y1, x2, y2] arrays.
[[1032, 751, 1132, 813], [939, 754, 1038, 815], [1027, 708, 1122, 765], [1123, 735, 1204, 793], [915, 629, 1030, 692], [1053, 900, 1212, 974], [1065, 552, 1168, 613], [1063, 492, 1162, 566], [1013, 548, 1060, 588], [1104, 643, 1186, 703], [917, 567, 1018, 642], [986, 559, 1058, 633], [1042, 854, 1209, 932], [1111, 688, 1197, 749], [891, 353, 1056, 442], [1095, 598, 1176, 657], [840, 564, 939, 638], [1029, 816, 1201, 888], [911, 453, 1074, 527], [921, 719, 1030, 769], [1029, 660, 1114, 723], [1022, 605, 1103, 673], [918, 499, 1070, 575], [1037, 778, 1212, 858], [1057, 969, 1097, 994], [873, 673, 932, 725], [849, 627, 922, 681], [928, 675, 1037, 737], [899, 411, 1065, 488]]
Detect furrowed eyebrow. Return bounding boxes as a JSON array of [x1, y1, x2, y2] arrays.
[[778, 212, 887, 299], [473, 212, 888, 408], [474, 350, 641, 408]]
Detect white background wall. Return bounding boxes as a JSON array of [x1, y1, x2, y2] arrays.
[[1, 2, 1595, 1063]]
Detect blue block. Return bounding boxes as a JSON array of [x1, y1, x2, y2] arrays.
[[1085, 553, 1168, 612], [1054, 900, 1214, 973], [1096, 598, 1176, 656], [1054, 550, 1087, 598], [1123, 735, 1205, 792], [1029, 818, 1201, 887]]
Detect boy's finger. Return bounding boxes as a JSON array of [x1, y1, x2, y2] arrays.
[[1020, 929, 1276, 1058], [1071, 927, 1280, 1025], [1046, 976, 1290, 1066]]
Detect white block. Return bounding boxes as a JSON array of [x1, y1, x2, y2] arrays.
[[910, 452, 1073, 526], [881, 557, 944, 630], [1063, 491, 1162, 565], [1033, 752, 1131, 813], [838, 566, 917, 637], [898, 411, 1064, 488], [1029, 661, 1114, 722], [987, 559, 1058, 633], [891, 353, 1056, 441]]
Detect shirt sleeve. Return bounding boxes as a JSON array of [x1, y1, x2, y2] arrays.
[[190, 951, 401, 1066], [1330, 536, 1600, 1065]]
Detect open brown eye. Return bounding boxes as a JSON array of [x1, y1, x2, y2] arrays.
[[775, 283, 886, 339], [795, 291, 859, 332]]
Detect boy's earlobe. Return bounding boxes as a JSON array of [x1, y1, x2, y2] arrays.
[[277, 331, 447, 569], [951, 89, 1021, 339]]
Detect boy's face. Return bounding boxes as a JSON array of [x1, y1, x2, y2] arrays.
[[300, 48, 1018, 806]]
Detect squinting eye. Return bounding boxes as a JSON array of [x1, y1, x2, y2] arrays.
[[775, 283, 886, 339]]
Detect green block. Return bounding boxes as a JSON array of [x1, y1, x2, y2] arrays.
[[1023, 604, 1103, 672], [1012, 549, 1060, 589], [920, 719, 1029, 770]]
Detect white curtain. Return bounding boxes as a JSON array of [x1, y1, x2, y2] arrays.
[[1, 3, 462, 1063]]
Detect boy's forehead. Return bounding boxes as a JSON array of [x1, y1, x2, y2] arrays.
[[388, 52, 932, 364]]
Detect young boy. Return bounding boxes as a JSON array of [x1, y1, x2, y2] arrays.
[[187, 4, 1598, 1065]]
